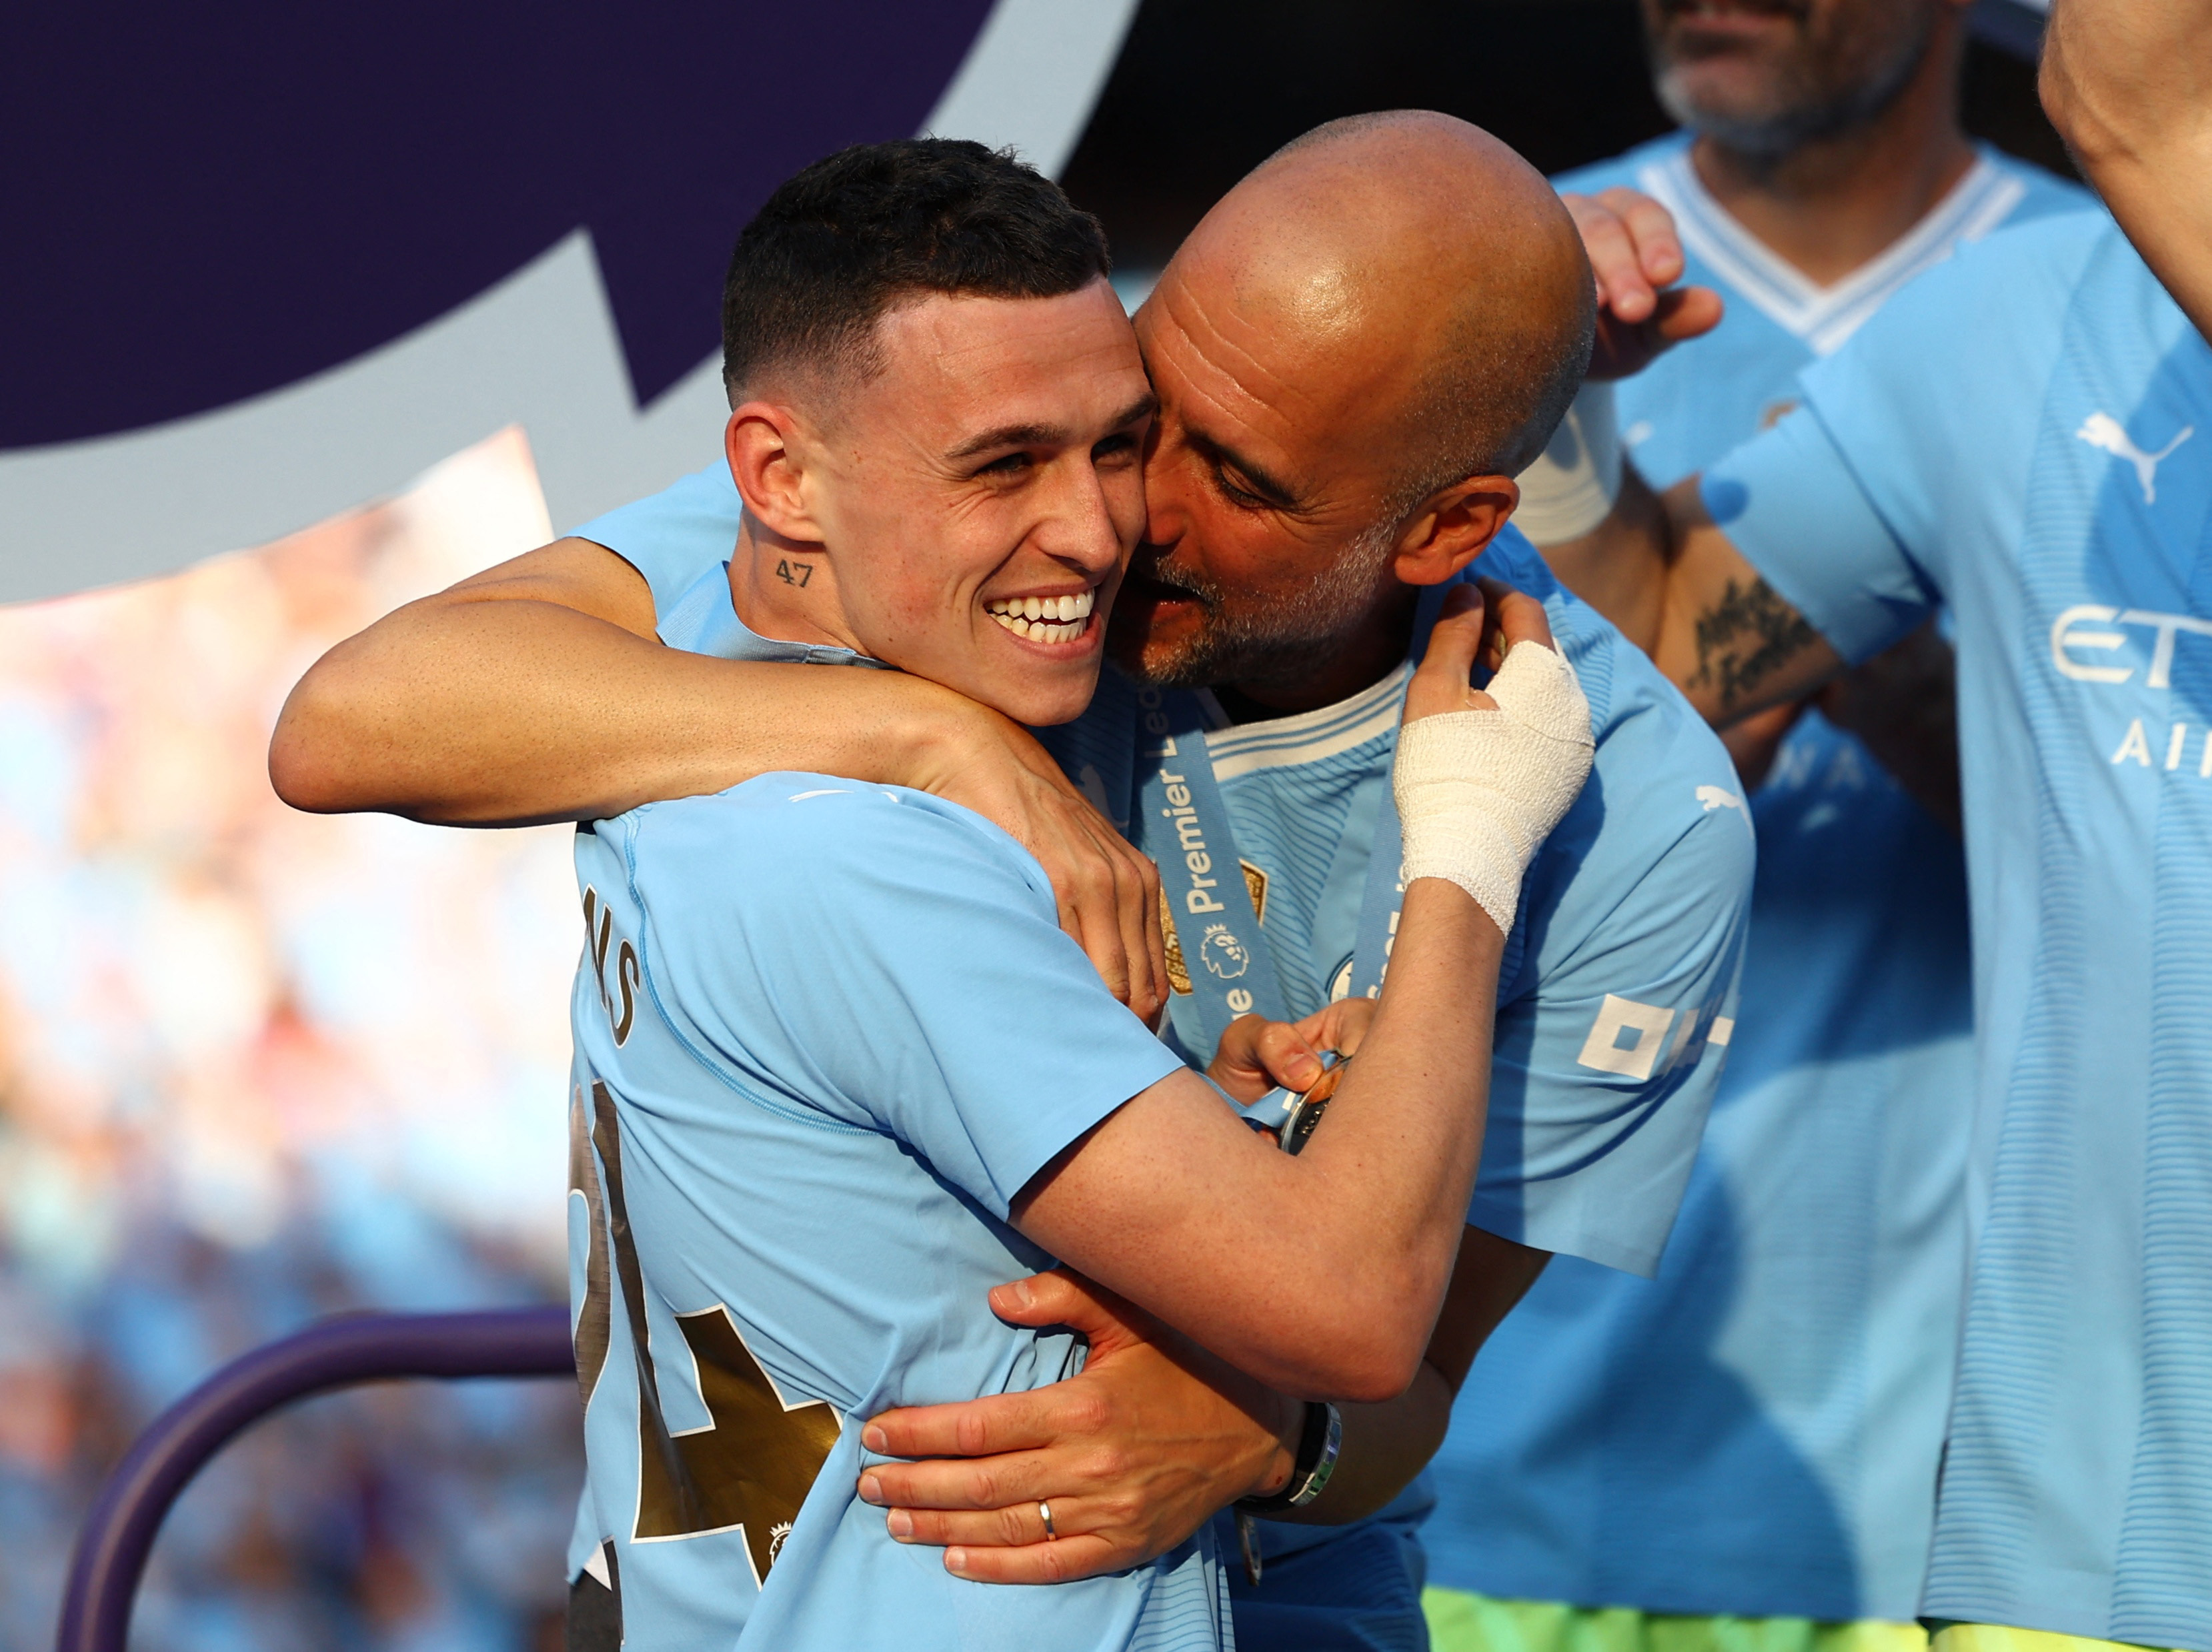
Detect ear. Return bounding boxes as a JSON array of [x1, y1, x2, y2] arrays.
[[1390, 475, 1520, 588], [724, 401, 828, 544]]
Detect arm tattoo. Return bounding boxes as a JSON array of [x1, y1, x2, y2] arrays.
[[1687, 577, 1819, 712]]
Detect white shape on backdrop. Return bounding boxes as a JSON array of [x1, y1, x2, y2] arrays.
[[0, 0, 1141, 606], [924, 0, 1137, 176]]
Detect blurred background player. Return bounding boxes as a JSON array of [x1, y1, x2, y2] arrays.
[[1420, 3, 2086, 1651], [1508, 53, 2212, 1649]]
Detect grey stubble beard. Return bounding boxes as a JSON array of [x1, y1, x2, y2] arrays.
[[1651, 4, 1937, 165], [1111, 514, 1402, 695]]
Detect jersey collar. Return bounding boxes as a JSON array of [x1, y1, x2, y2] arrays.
[[1638, 143, 2026, 356]]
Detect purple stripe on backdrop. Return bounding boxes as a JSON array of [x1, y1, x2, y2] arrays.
[[0, 1, 994, 450]]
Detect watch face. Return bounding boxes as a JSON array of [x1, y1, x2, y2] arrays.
[[1277, 1057, 1349, 1156]]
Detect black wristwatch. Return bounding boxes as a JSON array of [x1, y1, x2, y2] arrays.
[[1236, 1400, 1344, 1514]]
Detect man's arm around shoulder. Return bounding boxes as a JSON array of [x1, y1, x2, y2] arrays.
[[269, 534, 1168, 1016], [272, 537, 986, 825]]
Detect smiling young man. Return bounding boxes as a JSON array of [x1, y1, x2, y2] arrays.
[[545, 139, 1600, 1652], [274, 116, 1753, 1651]]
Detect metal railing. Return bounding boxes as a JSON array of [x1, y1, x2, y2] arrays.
[[55, 1308, 574, 1652]]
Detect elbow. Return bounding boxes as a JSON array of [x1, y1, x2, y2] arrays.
[[1332, 1304, 1433, 1403], [1267, 1281, 1438, 1404], [1319, 1346, 1426, 1407], [268, 708, 336, 814], [1284, 1333, 1424, 1405], [268, 665, 389, 816]]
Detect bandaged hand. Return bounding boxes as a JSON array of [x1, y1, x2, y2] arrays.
[[1393, 580, 1595, 934]]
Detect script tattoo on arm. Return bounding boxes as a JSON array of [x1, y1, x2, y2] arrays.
[[1686, 576, 1820, 714]]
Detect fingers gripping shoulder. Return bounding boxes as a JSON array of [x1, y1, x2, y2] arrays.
[[1394, 642, 1596, 933], [1486, 637, 1600, 750]]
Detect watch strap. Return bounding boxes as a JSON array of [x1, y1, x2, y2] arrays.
[[1236, 1401, 1342, 1514]]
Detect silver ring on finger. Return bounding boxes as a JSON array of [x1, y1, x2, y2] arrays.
[[1039, 1500, 1057, 1541]]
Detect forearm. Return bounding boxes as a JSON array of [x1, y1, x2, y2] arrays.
[[1256, 1365, 1452, 1527], [2042, 0, 2212, 339], [1024, 605, 1578, 1397], [1549, 475, 1843, 729], [1021, 885, 1499, 1400], [1280, 882, 1500, 1338], [272, 588, 987, 825], [1818, 620, 1961, 835], [857, 1228, 1550, 1579], [1537, 463, 1673, 656]]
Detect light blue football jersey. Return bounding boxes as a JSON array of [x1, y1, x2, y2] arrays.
[[564, 586, 1226, 1651], [1420, 141, 2089, 1623], [576, 475, 1755, 1648], [1562, 135, 2085, 496], [1704, 212, 2212, 1649]]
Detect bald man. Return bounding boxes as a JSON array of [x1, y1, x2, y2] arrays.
[[275, 115, 1753, 1652]]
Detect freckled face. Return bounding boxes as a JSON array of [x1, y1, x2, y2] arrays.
[[808, 281, 1155, 726]]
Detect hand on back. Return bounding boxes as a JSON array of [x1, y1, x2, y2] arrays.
[[905, 710, 1170, 1026], [855, 1268, 1297, 1585]]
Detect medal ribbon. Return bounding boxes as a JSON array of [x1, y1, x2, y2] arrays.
[[1344, 755, 1408, 1002], [1132, 684, 1290, 1056], [1129, 575, 1526, 1063]]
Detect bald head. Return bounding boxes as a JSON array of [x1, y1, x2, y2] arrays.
[[1167, 111, 1594, 510]]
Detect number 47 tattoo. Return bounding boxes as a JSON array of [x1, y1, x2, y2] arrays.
[[774, 559, 814, 588]]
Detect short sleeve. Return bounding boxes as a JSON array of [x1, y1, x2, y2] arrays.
[[1700, 215, 2105, 668], [628, 781, 1185, 1218], [1471, 770, 1755, 1277], [1700, 405, 1937, 667], [570, 462, 744, 622]]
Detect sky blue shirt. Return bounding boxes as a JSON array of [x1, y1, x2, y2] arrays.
[[1703, 212, 2212, 1649], [1421, 139, 2089, 1625], [575, 474, 1755, 1647], [564, 592, 1224, 1651]]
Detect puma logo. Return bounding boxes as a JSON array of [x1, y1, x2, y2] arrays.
[[2077, 411, 2193, 505], [1696, 784, 1746, 814]]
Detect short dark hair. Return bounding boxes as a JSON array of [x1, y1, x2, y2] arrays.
[[720, 139, 1112, 403]]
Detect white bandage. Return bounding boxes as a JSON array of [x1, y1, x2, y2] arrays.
[[1392, 640, 1596, 934], [1513, 380, 1621, 546]]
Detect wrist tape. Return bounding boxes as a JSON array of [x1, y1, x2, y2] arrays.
[[1392, 640, 1595, 934], [1513, 380, 1621, 545]]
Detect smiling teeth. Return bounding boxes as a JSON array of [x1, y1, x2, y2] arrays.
[[986, 589, 1094, 643]]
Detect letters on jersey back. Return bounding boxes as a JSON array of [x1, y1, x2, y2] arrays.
[[572, 1074, 841, 1586]]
